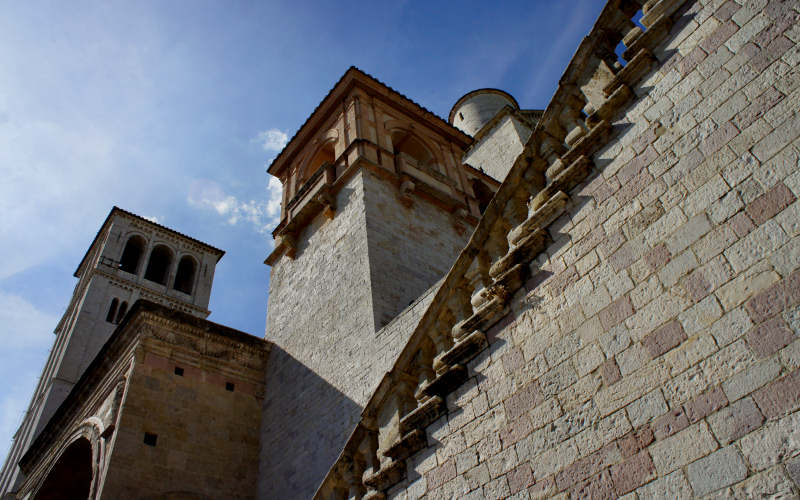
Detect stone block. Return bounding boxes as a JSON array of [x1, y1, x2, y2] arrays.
[[635, 469, 693, 499], [733, 86, 785, 130], [709, 190, 744, 223], [745, 280, 787, 323], [574, 344, 604, 378], [730, 466, 797, 498], [716, 266, 780, 311], [463, 463, 490, 491], [652, 408, 690, 440], [426, 459, 457, 490], [684, 386, 729, 423], [600, 357, 622, 386], [643, 320, 687, 359], [701, 20, 740, 53], [752, 369, 800, 419], [554, 442, 619, 491], [486, 446, 518, 479], [683, 269, 712, 301], [649, 421, 719, 475], [507, 463, 533, 495], [787, 457, 800, 487], [626, 389, 668, 429], [644, 243, 671, 272], [751, 109, 800, 162], [482, 475, 510, 499], [746, 181, 797, 225], [531, 439, 578, 480], [504, 381, 544, 422], [610, 450, 656, 496], [738, 409, 800, 471], [724, 220, 789, 273], [617, 343, 648, 376], [527, 476, 555, 499], [722, 356, 782, 402], [679, 294, 723, 335], [599, 296, 635, 331], [728, 211, 755, 237], [683, 174, 730, 216], [745, 316, 794, 357], [569, 470, 615, 500], [707, 396, 764, 445], [685, 445, 748, 496]]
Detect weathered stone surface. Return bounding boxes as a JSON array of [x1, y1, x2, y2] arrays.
[[685, 446, 748, 496], [708, 397, 764, 445], [649, 421, 718, 475]]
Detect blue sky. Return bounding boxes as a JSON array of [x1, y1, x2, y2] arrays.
[[0, 0, 606, 460]]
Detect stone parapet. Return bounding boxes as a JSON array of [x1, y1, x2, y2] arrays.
[[310, 0, 800, 497]]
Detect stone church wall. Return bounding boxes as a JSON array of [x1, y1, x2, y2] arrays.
[[363, 169, 472, 331], [379, 0, 800, 497], [463, 114, 533, 182]]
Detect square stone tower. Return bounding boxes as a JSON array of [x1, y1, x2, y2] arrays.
[[259, 67, 499, 498], [0, 207, 224, 497]]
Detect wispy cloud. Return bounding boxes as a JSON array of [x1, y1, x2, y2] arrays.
[[187, 176, 282, 233], [253, 128, 289, 154], [0, 292, 58, 458]]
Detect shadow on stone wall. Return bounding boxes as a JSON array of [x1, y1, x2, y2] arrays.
[[257, 345, 361, 499]]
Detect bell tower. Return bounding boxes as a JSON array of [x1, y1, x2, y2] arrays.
[[0, 207, 224, 498], [258, 67, 499, 498]]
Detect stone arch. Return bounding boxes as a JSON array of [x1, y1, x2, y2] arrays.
[[387, 127, 444, 174], [119, 234, 146, 274], [32, 420, 105, 500], [144, 244, 174, 285], [297, 133, 338, 185], [173, 255, 197, 295], [34, 437, 93, 500]]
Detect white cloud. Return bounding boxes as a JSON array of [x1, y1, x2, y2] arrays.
[[187, 177, 282, 233], [253, 128, 289, 154], [143, 215, 164, 224]]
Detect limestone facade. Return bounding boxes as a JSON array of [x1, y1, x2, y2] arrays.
[[259, 68, 500, 499]]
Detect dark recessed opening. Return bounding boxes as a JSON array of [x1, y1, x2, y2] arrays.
[[174, 366, 184, 376], [143, 432, 158, 447], [225, 382, 235, 392]]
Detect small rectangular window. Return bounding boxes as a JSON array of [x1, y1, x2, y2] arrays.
[[143, 432, 158, 446], [174, 366, 184, 376], [225, 382, 235, 392]]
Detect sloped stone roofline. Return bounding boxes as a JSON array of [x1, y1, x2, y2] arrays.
[[74, 206, 225, 277], [267, 66, 474, 177]]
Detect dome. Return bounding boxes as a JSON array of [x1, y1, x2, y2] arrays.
[[448, 89, 519, 137]]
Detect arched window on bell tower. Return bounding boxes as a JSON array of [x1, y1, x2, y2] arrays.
[[105, 298, 118, 323], [144, 245, 173, 285], [119, 235, 146, 274], [392, 132, 437, 173], [173, 256, 196, 295]]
